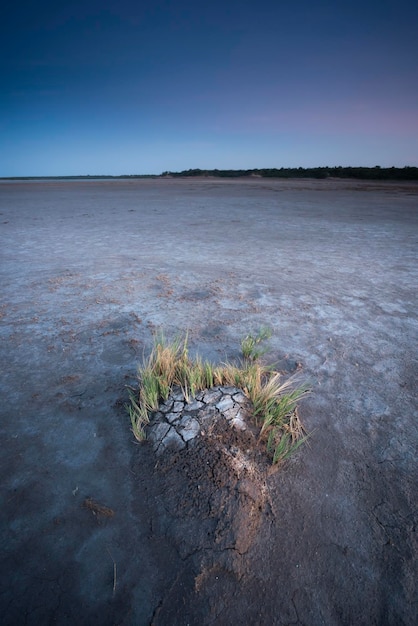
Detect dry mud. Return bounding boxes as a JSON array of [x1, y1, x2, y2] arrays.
[[0, 178, 417, 625]]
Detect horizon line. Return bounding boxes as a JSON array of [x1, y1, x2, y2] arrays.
[[2, 165, 418, 181]]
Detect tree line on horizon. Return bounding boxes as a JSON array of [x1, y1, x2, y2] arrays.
[[161, 166, 418, 181], [3, 166, 418, 181]]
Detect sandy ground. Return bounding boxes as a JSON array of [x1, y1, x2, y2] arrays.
[[0, 177, 417, 625]]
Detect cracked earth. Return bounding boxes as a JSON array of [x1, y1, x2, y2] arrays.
[[148, 386, 252, 454], [1, 177, 417, 625]]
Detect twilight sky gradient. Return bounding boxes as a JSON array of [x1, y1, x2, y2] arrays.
[[1, 0, 418, 176]]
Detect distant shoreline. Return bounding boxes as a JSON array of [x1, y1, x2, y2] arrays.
[[1, 166, 418, 181]]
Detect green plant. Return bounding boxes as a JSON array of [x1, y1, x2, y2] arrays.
[[129, 332, 309, 464], [127, 392, 148, 441], [241, 327, 272, 361], [267, 430, 308, 464]]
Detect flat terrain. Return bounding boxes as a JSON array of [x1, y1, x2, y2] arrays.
[[1, 178, 417, 625]]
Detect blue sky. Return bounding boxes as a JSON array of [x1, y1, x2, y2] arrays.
[[1, 0, 417, 176]]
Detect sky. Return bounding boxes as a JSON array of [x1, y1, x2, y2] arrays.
[[1, 0, 417, 176]]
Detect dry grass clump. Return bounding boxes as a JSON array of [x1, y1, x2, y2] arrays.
[[82, 497, 115, 518], [128, 331, 310, 464]]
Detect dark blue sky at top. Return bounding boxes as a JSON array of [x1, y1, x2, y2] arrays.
[[1, 0, 417, 175]]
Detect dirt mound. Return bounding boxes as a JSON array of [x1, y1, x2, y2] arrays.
[[156, 420, 271, 555], [144, 388, 277, 622]]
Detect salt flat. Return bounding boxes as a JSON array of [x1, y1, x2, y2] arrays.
[[1, 177, 417, 625]]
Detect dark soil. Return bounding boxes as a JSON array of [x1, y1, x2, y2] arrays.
[[1, 178, 417, 625]]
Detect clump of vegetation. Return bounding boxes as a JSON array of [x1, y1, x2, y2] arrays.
[[128, 331, 310, 464], [241, 327, 272, 361]]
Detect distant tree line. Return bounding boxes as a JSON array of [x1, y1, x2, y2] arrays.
[[161, 166, 418, 181], [4, 167, 418, 181]]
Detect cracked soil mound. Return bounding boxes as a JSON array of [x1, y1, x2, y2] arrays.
[[148, 385, 273, 572], [145, 411, 274, 624]]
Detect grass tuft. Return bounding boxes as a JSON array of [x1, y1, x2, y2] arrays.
[[129, 331, 310, 464], [241, 327, 272, 361]]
